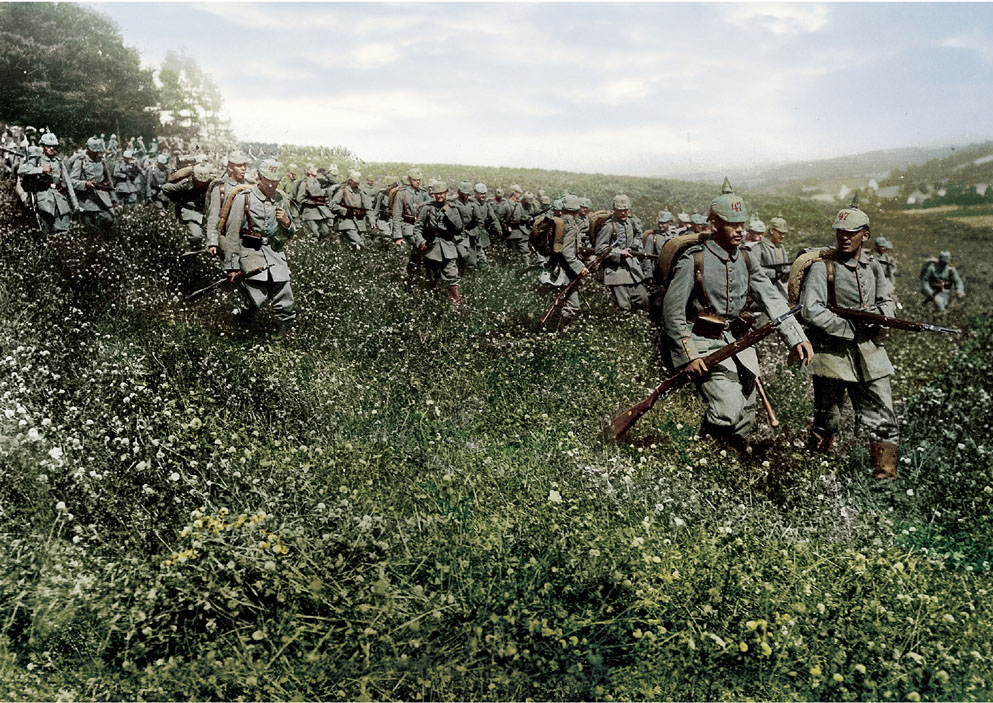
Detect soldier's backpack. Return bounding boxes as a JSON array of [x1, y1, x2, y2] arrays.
[[647, 231, 709, 327], [167, 165, 194, 183], [386, 184, 403, 212], [787, 247, 836, 306], [216, 183, 255, 236], [589, 209, 613, 240], [529, 214, 565, 256], [918, 257, 938, 283]]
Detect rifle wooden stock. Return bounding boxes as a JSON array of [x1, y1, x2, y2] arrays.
[[185, 264, 271, 301], [827, 306, 961, 335], [539, 248, 613, 325], [754, 377, 779, 428], [612, 305, 801, 438]]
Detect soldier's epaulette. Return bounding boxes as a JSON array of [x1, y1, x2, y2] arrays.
[[416, 200, 432, 212]]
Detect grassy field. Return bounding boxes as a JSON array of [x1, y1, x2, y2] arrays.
[[0, 167, 991, 701]]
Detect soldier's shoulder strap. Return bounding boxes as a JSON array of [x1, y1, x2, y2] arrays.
[[217, 183, 255, 234]]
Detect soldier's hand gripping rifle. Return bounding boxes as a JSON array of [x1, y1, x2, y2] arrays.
[[611, 305, 801, 438], [185, 264, 271, 301], [539, 245, 616, 325], [827, 306, 961, 335]]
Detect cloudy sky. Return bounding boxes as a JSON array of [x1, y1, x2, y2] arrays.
[[93, 2, 993, 176]]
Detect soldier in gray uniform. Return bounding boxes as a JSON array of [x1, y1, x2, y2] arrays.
[[146, 153, 171, 210], [69, 136, 117, 234], [412, 180, 464, 305], [469, 182, 500, 267], [18, 132, 79, 234], [296, 164, 335, 242], [392, 167, 430, 278], [743, 218, 765, 248], [503, 184, 533, 257], [163, 163, 213, 251], [754, 216, 791, 297], [222, 159, 299, 335], [331, 170, 375, 250], [552, 194, 589, 322], [595, 194, 649, 315], [873, 236, 897, 286], [577, 197, 593, 249], [800, 201, 899, 478], [450, 181, 476, 268], [205, 151, 250, 256], [663, 179, 813, 446], [921, 251, 964, 312], [112, 149, 142, 206], [642, 210, 675, 279]]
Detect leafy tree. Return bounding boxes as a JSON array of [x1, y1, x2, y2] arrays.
[[157, 49, 234, 146], [0, 3, 159, 142]]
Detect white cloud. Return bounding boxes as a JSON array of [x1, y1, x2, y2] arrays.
[[723, 4, 830, 36], [940, 28, 993, 65]]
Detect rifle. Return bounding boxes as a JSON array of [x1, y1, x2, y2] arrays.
[[754, 377, 779, 428], [540, 241, 618, 325], [579, 246, 654, 261], [185, 264, 271, 301], [179, 248, 212, 259], [827, 306, 960, 335], [1, 145, 26, 158], [611, 305, 801, 438]]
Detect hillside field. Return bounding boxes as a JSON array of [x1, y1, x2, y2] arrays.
[[1, 167, 991, 701]]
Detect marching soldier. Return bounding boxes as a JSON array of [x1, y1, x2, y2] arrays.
[[205, 151, 250, 255], [754, 216, 791, 297], [470, 182, 500, 266], [162, 163, 214, 251], [297, 164, 335, 242], [112, 149, 142, 206], [743, 218, 765, 248], [331, 169, 375, 250], [451, 181, 476, 267], [921, 251, 964, 312], [392, 167, 430, 278], [412, 180, 464, 305], [799, 200, 899, 478], [873, 236, 897, 286], [69, 136, 117, 234], [552, 194, 588, 323], [146, 153, 171, 210], [503, 184, 533, 257], [17, 131, 79, 234], [642, 210, 675, 279], [577, 197, 593, 248], [662, 179, 812, 447], [222, 158, 299, 336], [595, 194, 649, 315]]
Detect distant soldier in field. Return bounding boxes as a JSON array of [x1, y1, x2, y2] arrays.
[[163, 163, 214, 251], [799, 200, 898, 478], [222, 159, 299, 336], [689, 213, 709, 235], [295, 163, 334, 242], [18, 131, 79, 234], [146, 153, 171, 210], [470, 182, 501, 266], [873, 236, 897, 286], [551, 194, 589, 323], [205, 151, 250, 256], [503, 184, 533, 258], [393, 167, 431, 278], [753, 216, 791, 297], [450, 181, 476, 268], [595, 194, 649, 315], [641, 210, 675, 279], [331, 169, 375, 250], [577, 197, 593, 248], [663, 179, 812, 448], [112, 149, 143, 206], [921, 250, 964, 312], [743, 218, 765, 249], [412, 180, 464, 305], [675, 212, 691, 235], [373, 175, 399, 238], [70, 136, 117, 234]]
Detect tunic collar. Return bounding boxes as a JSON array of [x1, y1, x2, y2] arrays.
[[705, 240, 738, 262], [836, 249, 871, 270]]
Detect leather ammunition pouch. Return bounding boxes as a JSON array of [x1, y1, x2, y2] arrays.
[[402, 214, 416, 224], [240, 233, 263, 250], [692, 310, 756, 339], [304, 196, 328, 207]]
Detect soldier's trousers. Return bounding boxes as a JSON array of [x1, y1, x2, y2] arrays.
[[117, 192, 138, 206], [609, 283, 649, 314], [39, 212, 71, 235], [467, 236, 488, 267], [79, 210, 114, 235], [426, 257, 459, 286], [304, 218, 332, 241], [933, 291, 950, 312], [338, 224, 365, 250], [696, 358, 758, 439], [507, 237, 530, 256], [235, 275, 296, 326], [812, 375, 899, 443], [185, 221, 205, 249]]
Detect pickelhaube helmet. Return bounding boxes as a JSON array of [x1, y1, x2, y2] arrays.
[[833, 193, 870, 231], [540, 195, 551, 206], [691, 213, 707, 226], [580, 197, 592, 209], [658, 210, 674, 223], [474, 183, 488, 195], [769, 216, 789, 233], [458, 181, 473, 195], [122, 149, 134, 159], [709, 177, 749, 224], [430, 180, 448, 195], [257, 159, 283, 183], [552, 198, 563, 210], [612, 194, 631, 209], [327, 164, 339, 176], [562, 194, 581, 212], [86, 136, 105, 152], [747, 218, 766, 233], [40, 132, 59, 146], [509, 184, 523, 194], [227, 150, 249, 165], [939, 250, 951, 263], [157, 153, 170, 164], [192, 163, 212, 181], [874, 236, 893, 250], [407, 167, 423, 180], [348, 169, 361, 182]]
